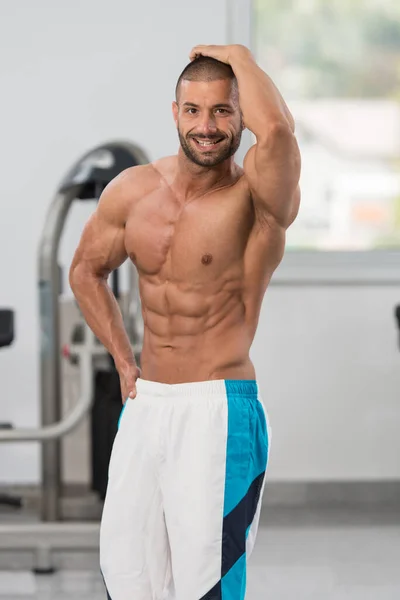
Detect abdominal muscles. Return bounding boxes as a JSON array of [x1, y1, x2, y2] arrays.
[[138, 275, 256, 383]]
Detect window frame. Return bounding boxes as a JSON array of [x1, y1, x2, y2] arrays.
[[227, 0, 400, 286]]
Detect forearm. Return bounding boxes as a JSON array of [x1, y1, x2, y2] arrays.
[[230, 48, 295, 137], [69, 267, 136, 371]]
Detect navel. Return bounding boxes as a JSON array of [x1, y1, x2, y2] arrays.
[[201, 253, 213, 266]]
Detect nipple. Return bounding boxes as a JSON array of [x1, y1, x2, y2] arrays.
[[201, 254, 213, 266]]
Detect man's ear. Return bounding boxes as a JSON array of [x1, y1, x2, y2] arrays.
[[172, 101, 179, 126]]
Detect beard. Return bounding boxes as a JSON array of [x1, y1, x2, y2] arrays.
[[178, 123, 243, 168]]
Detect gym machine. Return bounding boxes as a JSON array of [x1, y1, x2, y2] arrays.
[[0, 309, 24, 509], [0, 141, 147, 572]]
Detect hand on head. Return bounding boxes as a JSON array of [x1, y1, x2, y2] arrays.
[[189, 44, 250, 65]]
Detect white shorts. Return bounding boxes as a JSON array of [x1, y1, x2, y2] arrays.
[[100, 378, 271, 600]]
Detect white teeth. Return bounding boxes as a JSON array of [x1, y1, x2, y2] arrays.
[[196, 140, 219, 147]]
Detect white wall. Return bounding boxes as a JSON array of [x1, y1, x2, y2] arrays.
[[0, 0, 228, 483], [251, 284, 400, 481]]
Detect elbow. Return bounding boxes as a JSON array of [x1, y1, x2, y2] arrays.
[[69, 261, 107, 294], [69, 262, 83, 294], [69, 261, 91, 294]]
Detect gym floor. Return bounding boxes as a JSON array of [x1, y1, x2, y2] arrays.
[[0, 507, 399, 599]]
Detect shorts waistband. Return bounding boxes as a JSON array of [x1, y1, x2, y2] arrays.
[[135, 378, 259, 398]]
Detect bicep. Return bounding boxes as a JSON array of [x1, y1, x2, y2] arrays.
[[244, 123, 301, 227], [70, 188, 128, 279]]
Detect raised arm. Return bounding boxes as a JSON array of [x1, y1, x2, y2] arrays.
[[190, 44, 301, 228], [69, 168, 140, 401]]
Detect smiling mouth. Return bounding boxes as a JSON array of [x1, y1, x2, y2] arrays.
[[191, 137, 225, 148]]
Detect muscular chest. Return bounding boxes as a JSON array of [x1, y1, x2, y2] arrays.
[[125, 188, 253, 281]]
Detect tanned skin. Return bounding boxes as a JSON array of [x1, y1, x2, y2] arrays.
[[69, 44, 301, 402]]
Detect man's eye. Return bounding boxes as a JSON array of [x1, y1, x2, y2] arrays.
[[186, 108, 198, 114]]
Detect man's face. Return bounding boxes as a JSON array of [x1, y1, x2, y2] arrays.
[[173, 79, 244, 167]]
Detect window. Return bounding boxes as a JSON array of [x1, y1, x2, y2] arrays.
[[254, 0, 400, 252]]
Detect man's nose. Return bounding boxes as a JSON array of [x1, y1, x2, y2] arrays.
[[198, 112, 217, 134]]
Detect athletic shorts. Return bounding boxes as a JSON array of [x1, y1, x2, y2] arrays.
[[100, 378, 271, 600]]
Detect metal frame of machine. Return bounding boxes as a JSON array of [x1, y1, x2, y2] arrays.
[[0, 141, 147, 572]]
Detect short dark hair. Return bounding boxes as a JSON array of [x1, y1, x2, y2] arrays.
[[175, 56, 238, 101]]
